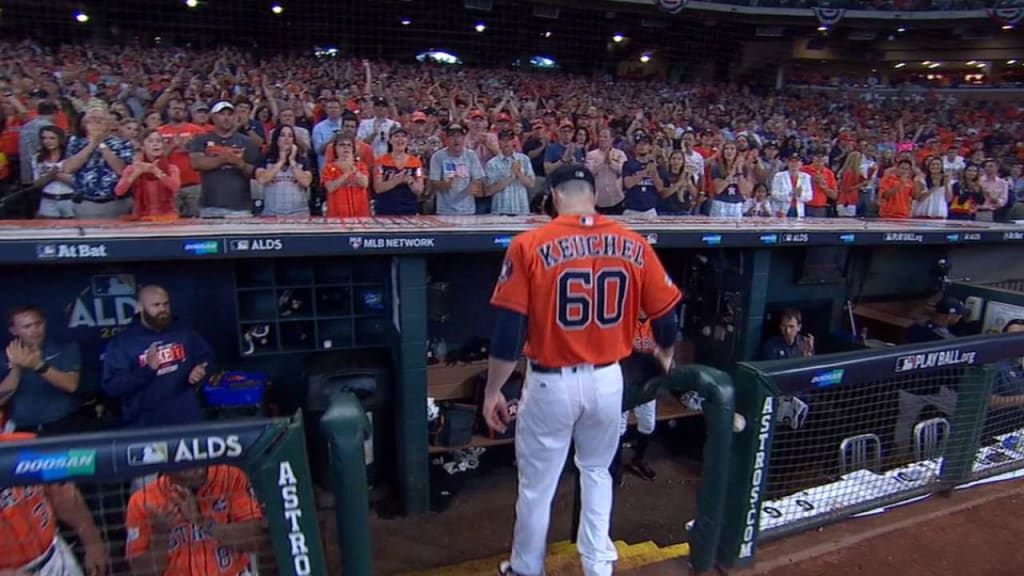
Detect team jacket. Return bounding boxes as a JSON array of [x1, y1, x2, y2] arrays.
[[101, 317, 214, 428]]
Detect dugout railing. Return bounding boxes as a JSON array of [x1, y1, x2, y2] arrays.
[[0, 392, 375, 576], [716, 332, 1024, 570]]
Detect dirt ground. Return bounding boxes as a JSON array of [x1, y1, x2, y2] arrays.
[[351, 439, 704, 575], [745, 480, 1024, 576]]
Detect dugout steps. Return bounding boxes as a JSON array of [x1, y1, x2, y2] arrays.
[[402, 540, 691, 576]]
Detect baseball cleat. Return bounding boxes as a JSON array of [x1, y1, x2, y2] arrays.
[[497, 560, 520, 576]]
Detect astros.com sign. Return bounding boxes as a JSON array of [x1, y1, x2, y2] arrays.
[[739, 396, 774, 559]]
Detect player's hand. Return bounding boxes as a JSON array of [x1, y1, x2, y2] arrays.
[[482, 392, 511, 434], [82, 539, 109, 576], [145, 344, 161, 370], [189, 362, 209, 385], [144, 505, 176, 538], [5, 340, 24, 368], [169, 485, 204, 526], [801, 334, 815, 357]]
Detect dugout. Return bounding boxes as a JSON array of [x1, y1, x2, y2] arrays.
[[0, 216, 1023, 517]]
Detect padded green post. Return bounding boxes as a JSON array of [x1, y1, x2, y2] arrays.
[[716, 364, 776, 570], [939, 365, 997, 491], [319, 392, 374, 576], [251, 413, 329, 576], [648, 364, 736, 574]]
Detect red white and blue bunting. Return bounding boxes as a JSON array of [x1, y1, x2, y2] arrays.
[[813, 7, 846, 27], [657, 0, 688, 14], [988, 7, 1023, 26]]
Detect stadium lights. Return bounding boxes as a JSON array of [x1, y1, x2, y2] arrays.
[[897, 26, 906, 32], [894, 62, 906, 68], [640, 52, 651, 63], [74, 11, 89, 23], [475, 22, 486, 32], [271, 4, 283, 14], [817, 25, 828, 32], [612, 33, 625, 43], [928, 62, 941, 69], [1009, 60, 1018, 64], [401, 18, 411, 25], [544, 31, 552, 38], [966, 60, 976, 65], [1002, 25, 1015, 30], [922, 60, 932, 65], [185, 0, 198, 7]]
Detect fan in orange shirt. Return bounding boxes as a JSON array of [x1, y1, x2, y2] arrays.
[[0, 433, 108, 576], [125, 465, 263, 576], [878, 159, 922, 219], [321, 135, 371, 218]]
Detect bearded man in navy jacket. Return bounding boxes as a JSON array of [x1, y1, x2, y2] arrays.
[[101, 285, 215, 428]]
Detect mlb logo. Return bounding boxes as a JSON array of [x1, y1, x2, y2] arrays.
[[36, 244, 57, 259], [896, 356, 917, 373], [349, 237, 363, 249], [231, 239, 251, 251], [126, 442, 169, 466]]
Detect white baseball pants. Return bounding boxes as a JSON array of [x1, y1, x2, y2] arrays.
[[620, 399, 657, 437], [511, 362, 623, 576], [18, 537, 82, 576]]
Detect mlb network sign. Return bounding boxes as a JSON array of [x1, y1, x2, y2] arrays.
[[36, 243, 109, 260]]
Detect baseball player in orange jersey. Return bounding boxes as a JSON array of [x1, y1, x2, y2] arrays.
[[484, 164, 681, 576], [620, 317, 659, 481], [0, 433, 108, 576], [125, 465, 263, 576]]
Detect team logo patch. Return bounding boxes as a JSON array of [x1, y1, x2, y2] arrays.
[[213, 498, 228, 512], [498, 258, 514, 283]]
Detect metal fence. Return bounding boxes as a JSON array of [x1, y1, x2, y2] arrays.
[[716, 332, 1024, 570]]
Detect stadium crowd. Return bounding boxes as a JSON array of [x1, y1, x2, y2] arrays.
[[0, 40, 1022, 222]]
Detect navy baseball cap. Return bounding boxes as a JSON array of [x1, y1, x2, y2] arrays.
[[935, 296, 964, 316], [548, 164, 595, 190]]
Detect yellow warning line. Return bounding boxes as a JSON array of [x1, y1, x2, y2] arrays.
[[401, 541, 691, 576]]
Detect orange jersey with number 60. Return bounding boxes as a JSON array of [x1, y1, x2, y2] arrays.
[[0, 433, 57, 570], [491, 214, 680, 367], [125, 465, 263, 576]]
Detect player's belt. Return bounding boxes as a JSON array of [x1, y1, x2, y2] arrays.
[[20, 539, 56, 573], [530, 361, 615, 374]]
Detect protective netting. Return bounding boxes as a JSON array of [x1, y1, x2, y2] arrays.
[[0, 464, 272, 576], [756, 358, 1024, 540]]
